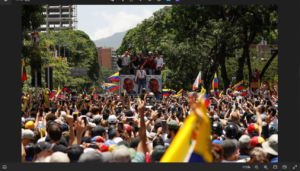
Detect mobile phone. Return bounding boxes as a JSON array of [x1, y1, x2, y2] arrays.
[[235, 103, 238, 109], [210, 106, 214, 109], [73, 114, 78, 122], [162, 120, 167, 133], [82, 117, 87, 126], [118, 122, 123, 132], [39, 108, 43, 114], [255, 100, 260, 107], [102, 97, 105, 101], [126, 117, 134, 122]]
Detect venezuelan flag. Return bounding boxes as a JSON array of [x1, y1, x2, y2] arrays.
[[219, 91, 223, 98], [232, 80, 244, 91], [107, 84, 119, 92], [204, 92, 210, 108], [62, 86, 68, 92], [154, 58, 157, 68], [257, 74, 261, 89], [21, 59, 27, 81], [160, 96, 213, 162], [108, 72, 120, 82], [188, 92, 196, 97], [171, 89, 176, 95], [212, 73, 218, 98], [162, 89, 170, 96]]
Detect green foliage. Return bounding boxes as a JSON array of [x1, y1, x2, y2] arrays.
[[114, 5, 278, 92]]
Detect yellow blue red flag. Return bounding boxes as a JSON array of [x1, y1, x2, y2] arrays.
[[160, 97, 213, 162]]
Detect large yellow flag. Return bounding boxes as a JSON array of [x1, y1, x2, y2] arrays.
[[160, 97, 213, 162]]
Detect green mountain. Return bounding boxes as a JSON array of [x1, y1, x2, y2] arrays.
[[93, 30, 128, 50]]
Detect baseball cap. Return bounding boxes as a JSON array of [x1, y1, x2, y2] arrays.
[[250, 136, 265, 147], [50, 152, 70, 162], [113, 137, 123, 144], [91, 136, 105, 143], [108, 115, 118, 123], [117, 141, 130, 148], [262, 134, 278, 156], [212, 139, 222, 145], [154, 118, 162, 132], [22, 129, 35, 140], [67, 145, 84, 162], [167, 120, 179, 130], [130, 137, 140, 148], [247, 123, 259, 135], [78, 150, 104, 163], [246, 113, 254, 122], [91, 126, 106, 137], [221, 140, 238, 158], [33, 142, 55, 155], [108, 129, 116, 139], [93, 115, 102, 123], [146, 132, 157, 140], [111, 146, 131, 162], [25, 121, 35, 129], [150, 145, 166, 162], [124, 124, 132, 137], [61, 123, 69, 132]]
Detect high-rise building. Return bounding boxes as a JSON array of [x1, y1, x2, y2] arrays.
[[97, 47, 119, 71], [37, 5, 77, 32]]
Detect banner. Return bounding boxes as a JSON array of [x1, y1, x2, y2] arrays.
[[120, 75, 162, 98], [146, 75, 162, 99]]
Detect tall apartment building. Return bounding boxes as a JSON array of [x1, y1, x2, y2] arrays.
[[97, 47, 118, 71], [37, 5, 77, 32]]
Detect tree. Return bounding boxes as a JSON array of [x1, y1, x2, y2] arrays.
[[117, 5, 278, 92]]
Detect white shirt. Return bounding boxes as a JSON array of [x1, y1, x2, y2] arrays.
[[135, 70, 146, 79], [121, 55, 130, 66], [156, 57, 164, 69], [269, 118, 278, 130]]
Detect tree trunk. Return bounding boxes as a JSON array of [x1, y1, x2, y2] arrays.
[[246, 49, 252, 88], [219, 42, 230, 90], [236, 25, 248, 83], [260, 49, 278, 80]]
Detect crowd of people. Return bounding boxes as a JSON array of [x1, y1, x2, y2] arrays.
[[21, 86, 278, 163], [117, 51, 164, 76]]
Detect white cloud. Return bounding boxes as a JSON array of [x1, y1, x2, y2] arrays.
[[90, 9, 153, 40]]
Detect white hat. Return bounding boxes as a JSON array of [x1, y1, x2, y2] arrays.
[[113, 137, 123, 144], [50, 152, 70, 163], [22, 129, 35, 140], [262, 134, 278, 156], [108, 115, 118, 123]]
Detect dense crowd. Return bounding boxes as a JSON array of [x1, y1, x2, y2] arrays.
[[21, 87, 278, 163]]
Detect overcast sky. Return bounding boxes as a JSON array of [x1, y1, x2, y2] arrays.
[[77, 5, 169, 41]]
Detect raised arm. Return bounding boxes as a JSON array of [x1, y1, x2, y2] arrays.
[[136, 94, 147, 155]]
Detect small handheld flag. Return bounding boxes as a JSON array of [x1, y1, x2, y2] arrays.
[[21, 59, 27, 81], [108, 72, 120, 82]]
